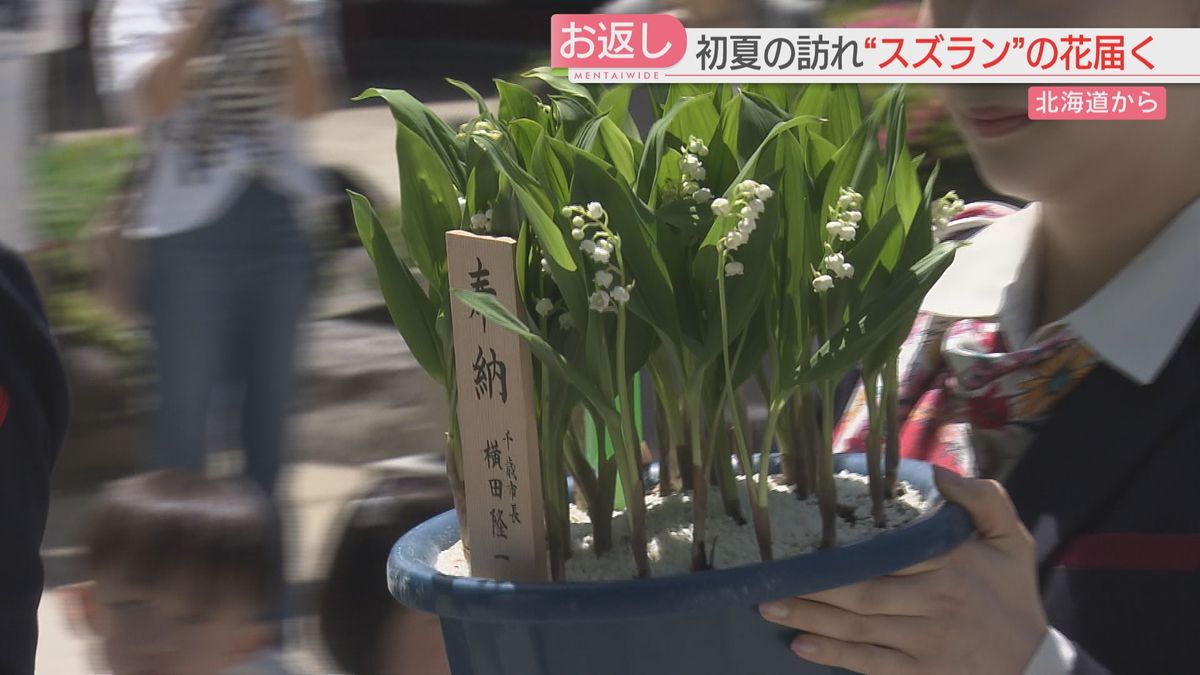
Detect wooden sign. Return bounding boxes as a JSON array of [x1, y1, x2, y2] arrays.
[[446, 230, 549, 582]]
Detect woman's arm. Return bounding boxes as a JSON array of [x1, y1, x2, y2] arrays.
[[135, 0, 220, 120], [264, 0, 330, 119]]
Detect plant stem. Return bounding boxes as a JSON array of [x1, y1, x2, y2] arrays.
[[614, 306, 650, 577], [591, 422, 617, 557], [685, 370, 710, 570], [564, 424, 603, 552], [818, 378, 838, 549], [863, 371, 886, 527], [718, 258, 772, 561], [797, 386, 820, 499], [647, 348, 684, 495], [815, 293, 836, 550], [445, 386, 470, 553], [883, 355, 902, 498], [540, 363, 567, 580], [711, 409, 745, 525]]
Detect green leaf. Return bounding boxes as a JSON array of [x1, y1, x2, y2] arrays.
[[845, 207, 902, 288], [598, 84, 641, 148], [496, 79, 542, 124], [445, 78, 491, 117], [826, 84, 864, 149], [350, 191, 445, 384], [741, 83, 792, 113], [523, 66, 596, 104], [725, 115, 822, 203], [571, 113, 608, 151], [596, 118, 637, 185], [736, 92, 789, 167], [531, 131, 570, 209], [892, 147, 922, 229], [572, 153, 683, 349], [355, 88, 467, 190], [453, 290, 616, 416], [552, 96, 596, 143], [730, 306, 770, 387], [390, 120, 462, 297], [636, 92, 716, 202], [507, 118, 544, 165], [704, 96, 744, 195], [791, 84, 831, 119], [802, 241, 963, 384], [471, 135, 577, 272]]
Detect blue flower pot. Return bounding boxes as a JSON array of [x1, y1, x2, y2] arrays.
[[388, 455, 974, 675]]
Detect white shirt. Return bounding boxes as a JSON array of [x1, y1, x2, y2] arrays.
[[924, 197, 1200, 385], [923, 197, 1200, 674], [92, 0, 329, 238]]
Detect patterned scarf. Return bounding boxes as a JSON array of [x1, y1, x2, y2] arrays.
[[834, 209, 1100, 479]]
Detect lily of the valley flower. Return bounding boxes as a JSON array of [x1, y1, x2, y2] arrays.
[[812, 274, 835, 293], [535, 297, 555, 317], [589, 290, 611, 312], [459, 118, 503, 142], [824, 252, 855, 279], [826, 187, 864, 244], [837, 187, 863, 211], [676, 136, 711, 203], [718, 179, 774, 276], [931, 190, 966, 232], [564, 200, 633, 313], [718, 180, 773, 254], [469, 209, 493, 233]]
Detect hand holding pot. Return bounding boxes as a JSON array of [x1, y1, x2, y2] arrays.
[[759, 467, 1048, 675]]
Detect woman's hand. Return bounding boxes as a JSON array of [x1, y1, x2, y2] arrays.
[[759, 467, 1048, 675]]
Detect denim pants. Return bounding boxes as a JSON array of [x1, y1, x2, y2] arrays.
[[144, 180, 312, 498]]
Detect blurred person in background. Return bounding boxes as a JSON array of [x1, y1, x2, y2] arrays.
[[74, 470, 289, 674], [319, 476, 454, 675], [92, 0, 332, 499]]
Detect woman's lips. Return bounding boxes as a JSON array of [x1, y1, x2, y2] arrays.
[[964, 106, 1033, 139]]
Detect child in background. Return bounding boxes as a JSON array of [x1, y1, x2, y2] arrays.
[[760, 1, 1200, 673], [76, 470, 291, 675], [319, 476, 454, 675]]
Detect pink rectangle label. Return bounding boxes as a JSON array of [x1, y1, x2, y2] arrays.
[[1028, 86, 1166, 120]]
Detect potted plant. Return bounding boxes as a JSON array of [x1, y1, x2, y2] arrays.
[[352, 72, 974, 674]]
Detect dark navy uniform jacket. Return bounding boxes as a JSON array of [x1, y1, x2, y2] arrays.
[[1008, 314, 1200, 674], [0, 246, 68, 675]]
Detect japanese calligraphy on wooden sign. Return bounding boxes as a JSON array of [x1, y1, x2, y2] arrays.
[[446, 231, 548, 582]]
